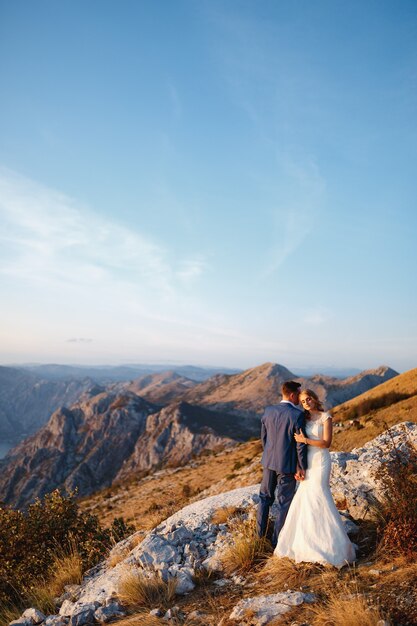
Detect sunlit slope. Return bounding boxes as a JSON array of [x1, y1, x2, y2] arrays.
[[332, 367, 417, 451], [80, 368, 417, 527]]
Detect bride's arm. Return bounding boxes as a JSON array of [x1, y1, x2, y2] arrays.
[[294, 418, 333, 449]]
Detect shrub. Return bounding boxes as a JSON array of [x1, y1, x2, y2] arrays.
[[0, 490, 134, 606], [373, 438, 417, 562], [181, 483, 193, 498]]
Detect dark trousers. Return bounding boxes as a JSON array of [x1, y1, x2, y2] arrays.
[[256, 468, 296, 548]]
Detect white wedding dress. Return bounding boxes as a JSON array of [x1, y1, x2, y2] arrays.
[[274, 412, 356, 568]]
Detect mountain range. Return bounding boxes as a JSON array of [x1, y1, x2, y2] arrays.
[[18, 363, 241, 383], [0, 361, 399, 508], [0, 366, 94, 442]]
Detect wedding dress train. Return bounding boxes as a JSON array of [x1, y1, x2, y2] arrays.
[[274, 412, 356, 568]]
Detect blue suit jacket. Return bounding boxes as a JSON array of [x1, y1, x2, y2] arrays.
[[260, 402, 307, 473]]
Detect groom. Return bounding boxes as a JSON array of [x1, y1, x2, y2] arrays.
[[256, 380, 307, 548]]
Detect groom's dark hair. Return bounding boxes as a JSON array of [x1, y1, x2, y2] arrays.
[[282, 381, 301, 396]]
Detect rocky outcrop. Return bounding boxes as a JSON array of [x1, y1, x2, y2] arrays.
[[115, 401, 255, 481], [330, 421, 417, 517], [8, 421, 415, 626], [0, 395, 254, 508], [0, 392, 156, 508]]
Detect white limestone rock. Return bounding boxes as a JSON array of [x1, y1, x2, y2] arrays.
[[21, 609, 46, 625], [330, 422, 417, 518], [44, 616, 68, 626], [93, 603, 126, 623], [68, 603, 100, 626], [229, 591, 315, 624]]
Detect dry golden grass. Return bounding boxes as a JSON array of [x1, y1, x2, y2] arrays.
[[26, 541, 83, 613], [370, 558, 417, 626], [185, 588, 239, 626], [108, 550, 129, 568], [108, 614, 162, 626], [210, 505, 243, 525], [118, 567, 176, 610], [255, 556, 324, 593], [47, 543, 83, 598], [311, 591, 386, 626], [332, 395, 417, 451], [25, 585, 56, 615], [220, 517, 271, 576], [0, 603, 22, 626]]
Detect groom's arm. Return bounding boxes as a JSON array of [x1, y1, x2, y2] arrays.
[[260, 412, 267, 449], [295, 413, 308, 471]]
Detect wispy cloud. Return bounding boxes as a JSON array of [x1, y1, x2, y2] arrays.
[[176, 258, 207, 285], [263, 156, 326, 275], [0, 167, 204, 298], [0, 168, 259, 362], [66, 338, 93, 343]]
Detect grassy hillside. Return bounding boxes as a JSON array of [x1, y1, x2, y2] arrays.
[[80, 440, 263, 530], [332, 367, 417, 451], [81, 367, 417, 528]]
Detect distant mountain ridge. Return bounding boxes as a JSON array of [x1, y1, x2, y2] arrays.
[[0, 365, 238, 451], [124, 371, 197, 404], [0, 366, 94, 442], [0, 361, 399, 508], [18, 363, 242, 383], [179, 362, 398, 416]]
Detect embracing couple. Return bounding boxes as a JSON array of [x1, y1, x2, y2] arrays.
[[257, 381, 356, 568]]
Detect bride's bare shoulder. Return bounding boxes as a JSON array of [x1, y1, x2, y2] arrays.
[[320, 411, 332, 423]]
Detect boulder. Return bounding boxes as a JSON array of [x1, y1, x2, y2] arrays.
[[69, 605, 97, 626], [330, 422, 417, 518], [21, 609, 46, 625], [93, 603, 126, 623], [44, 617, 69, 626], [229, 591, 315, 624]]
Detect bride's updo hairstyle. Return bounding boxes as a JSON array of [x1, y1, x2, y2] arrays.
[[300, 389, 324, 415]]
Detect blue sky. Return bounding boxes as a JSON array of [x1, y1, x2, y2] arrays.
[[0, 0, 416, 373]]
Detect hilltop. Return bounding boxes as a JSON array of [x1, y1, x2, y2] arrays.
[[332, 366, 417, 450], [180, 362, 397, 415], [0, 362, 399, 509]]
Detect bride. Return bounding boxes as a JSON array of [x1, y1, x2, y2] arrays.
[[274, 389, 356, 568]]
